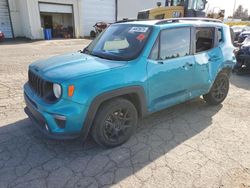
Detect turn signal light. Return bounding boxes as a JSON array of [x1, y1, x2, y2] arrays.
[[68, 85, 75, 97]]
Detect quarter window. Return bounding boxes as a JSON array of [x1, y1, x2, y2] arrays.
[[195, 28, 214, 53], [149, 37, 159, 60], [159, 27, 191, 60]]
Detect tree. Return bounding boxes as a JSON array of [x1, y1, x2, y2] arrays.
[[233, 5, 249, 20]]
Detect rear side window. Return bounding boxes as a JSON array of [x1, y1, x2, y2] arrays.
[[157, 27, 191, 60], [195, 28, 214, 53], [230, 28, 235, 44], [217, 28, 223, 43]]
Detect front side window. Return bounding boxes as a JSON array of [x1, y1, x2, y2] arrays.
[[155, 14, 165, 19], [84, 24, 152, 61], [196, 27, 214, 53], [159, 27, 191, 60], [172, 0, 185, 6], [188, 0, 206, 10]]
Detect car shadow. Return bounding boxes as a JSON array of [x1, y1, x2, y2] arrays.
[[0, 98, 222, 187], [230, 73, 250, 90], [0, 38, 37, 45]]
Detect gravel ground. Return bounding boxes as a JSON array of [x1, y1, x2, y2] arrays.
[[0, 39, 250, 188]]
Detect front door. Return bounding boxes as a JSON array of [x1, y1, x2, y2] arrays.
[[147, 27, 195, 112]]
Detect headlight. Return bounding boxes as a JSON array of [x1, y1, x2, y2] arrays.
[[53, 83, 62, 99]]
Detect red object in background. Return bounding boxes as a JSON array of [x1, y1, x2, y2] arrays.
[[0, 31, 4, 41]]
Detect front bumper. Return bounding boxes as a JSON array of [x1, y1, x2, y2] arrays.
[[24, 83, 89, 140], [24, 107, 80, 140]]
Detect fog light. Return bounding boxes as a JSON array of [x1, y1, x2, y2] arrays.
[[45, 124, 49, 131], [54, 115, 66, 129]]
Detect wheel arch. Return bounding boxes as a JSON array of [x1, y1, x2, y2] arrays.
[[218, 66, 232, 77], [80, 86, 148, 141]]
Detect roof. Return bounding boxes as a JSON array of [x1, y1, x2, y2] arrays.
[[115, 18, 224, 27]]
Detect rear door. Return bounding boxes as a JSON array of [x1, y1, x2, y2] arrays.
[[193, 27, 224, 92], [147, 27, 196, 112]]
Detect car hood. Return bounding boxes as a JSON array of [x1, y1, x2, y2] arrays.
[[29, 52, 126, 82]]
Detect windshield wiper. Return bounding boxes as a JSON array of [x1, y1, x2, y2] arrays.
[[90, 53, 117, 60]]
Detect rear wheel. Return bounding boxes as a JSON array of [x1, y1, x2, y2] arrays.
[[203, 73, 229, 105], [91, 98, 138, 148]]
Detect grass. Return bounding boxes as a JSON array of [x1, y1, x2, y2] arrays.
[[225, 21, 250, 26]]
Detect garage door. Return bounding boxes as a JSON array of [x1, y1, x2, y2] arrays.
[[39, 3, 73, 13], [0, 0, 13, 38], [82, 0, 116, 36]]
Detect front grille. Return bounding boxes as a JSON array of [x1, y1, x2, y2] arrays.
[[28, 70, 46, 97]]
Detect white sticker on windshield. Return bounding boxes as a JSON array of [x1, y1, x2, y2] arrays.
[[129, 27, 149, 33]]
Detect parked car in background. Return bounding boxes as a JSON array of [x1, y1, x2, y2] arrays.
[[24, 18, 235, 147], [231, 25, 250, 41], [231, 25, 247, 41], [234, 36, 250, 74], [238, 30, 250, 43], [0, 31, 4, 41]]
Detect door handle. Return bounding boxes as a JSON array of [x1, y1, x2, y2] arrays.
[[209, 56, 220, 61], [157, 61, 164, 65], [182, 62, 193, 69]]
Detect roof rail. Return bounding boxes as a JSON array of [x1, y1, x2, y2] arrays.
[[115, 19, 139, 23], [156, 17, 222, 25]]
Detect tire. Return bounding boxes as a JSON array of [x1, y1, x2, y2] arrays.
[[91, 98, 138, 148], [203, 73, 230, 105]]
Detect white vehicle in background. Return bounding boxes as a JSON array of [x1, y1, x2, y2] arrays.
[[234, 35, 250, 74], [231, 25, 248, 41]]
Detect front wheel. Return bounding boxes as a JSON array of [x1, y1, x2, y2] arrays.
[[203, 73, 230, 105], [91, 98, 138, 148]]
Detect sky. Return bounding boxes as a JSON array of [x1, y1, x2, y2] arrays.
[[206, 0, 250, 17]]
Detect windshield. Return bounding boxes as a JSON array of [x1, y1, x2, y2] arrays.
[[83, 24, 152, 61]]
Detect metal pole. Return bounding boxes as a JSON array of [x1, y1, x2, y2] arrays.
[[7, 0, 14, 38], [233, 0, 237, 20]]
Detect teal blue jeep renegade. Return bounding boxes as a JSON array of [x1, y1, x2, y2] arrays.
[[24, 18, 236, 147]]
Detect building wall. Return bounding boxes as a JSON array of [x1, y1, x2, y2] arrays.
[[8, 0, 22, 37], [0, 0, 13, 38], [117, 0, 166, 20], [81, 0, 116, 36], [8, 0, 168, 39], [9, 0, 81, 39]]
